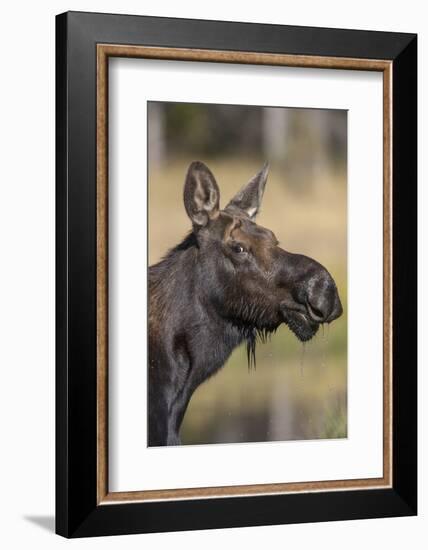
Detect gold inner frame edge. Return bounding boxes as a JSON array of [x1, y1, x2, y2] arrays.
[[96, 44, 393, 505]]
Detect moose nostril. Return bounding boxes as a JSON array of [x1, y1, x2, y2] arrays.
[[306, 298, 329, 322]]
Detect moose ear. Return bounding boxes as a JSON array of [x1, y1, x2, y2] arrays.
[[183, 161, 220, 227], [225, 163, 269, 220]]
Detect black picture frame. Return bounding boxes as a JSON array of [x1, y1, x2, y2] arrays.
[[56, 11, 417, 538]]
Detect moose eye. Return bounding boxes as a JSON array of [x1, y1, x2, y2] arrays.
[[231, 243, 246, 254]]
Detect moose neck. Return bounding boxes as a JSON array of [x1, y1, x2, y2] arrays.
[[148, 233, 246, 446], [149, 232, 245, 359]]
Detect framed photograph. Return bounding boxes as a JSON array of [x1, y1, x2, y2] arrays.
[[56, 11, 417, 537]]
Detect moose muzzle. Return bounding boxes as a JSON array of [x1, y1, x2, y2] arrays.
[[276, 249, 343, 341]]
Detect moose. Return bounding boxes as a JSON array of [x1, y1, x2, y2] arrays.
[[148, 161, 342, 446]]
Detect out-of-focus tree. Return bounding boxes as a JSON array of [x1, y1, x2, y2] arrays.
[[148, 102, 165, 168], [149, 101, 347, 192]]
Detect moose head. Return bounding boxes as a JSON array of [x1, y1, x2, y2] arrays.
[[148, 161, 343, 446], [183, 161, 342, 350]]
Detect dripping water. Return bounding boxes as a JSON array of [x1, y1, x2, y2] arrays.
[[300, 341, 306, 378], [320, 323, 333, 393], [320, 323, 326, 368]]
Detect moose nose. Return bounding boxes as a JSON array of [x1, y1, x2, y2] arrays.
[[306, 275, 343, 323]]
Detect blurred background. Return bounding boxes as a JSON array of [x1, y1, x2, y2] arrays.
[[148, 101, 347, 445]]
